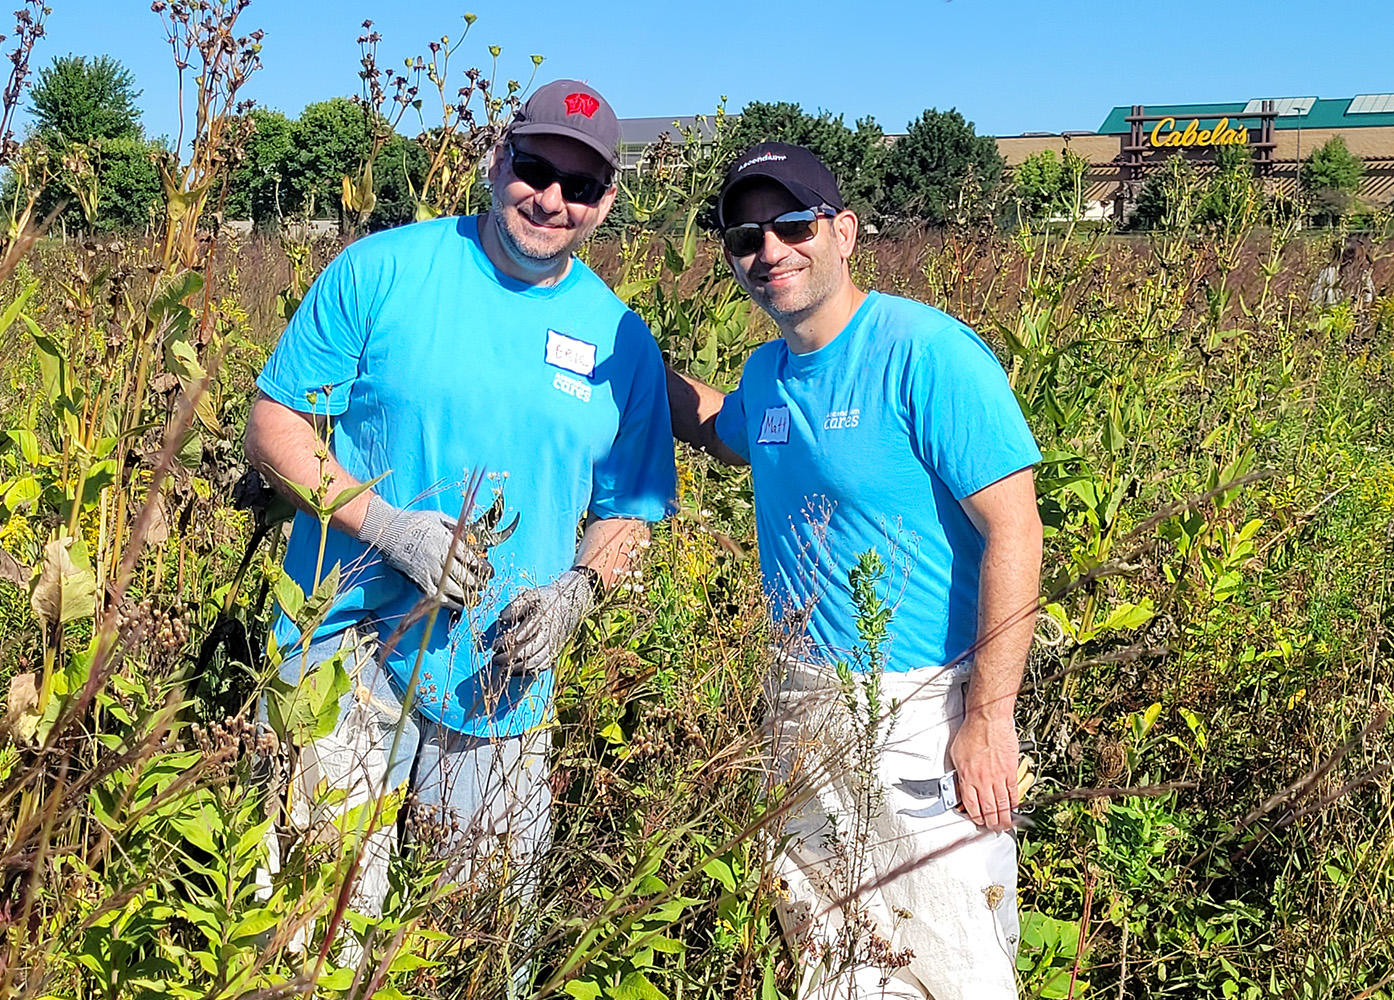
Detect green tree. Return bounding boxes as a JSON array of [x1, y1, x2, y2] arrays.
[[288, 98, 369, 223], [1197, 142, 1261, 230], [1302, 135, 1364, 223], [727, 101, 885, 220], [1126, 156, 1193, 231], [88, 135, 164, 232], [876, 108, 1004, 225], [225, 109, 298, 228], [1013, 147, 1087, 223], [29, 54, 142, 144], [21, 54, 160, 233], [366, 130, 429, 231], [1126, 146, 1262, 233], [23, 134, 164, 235]]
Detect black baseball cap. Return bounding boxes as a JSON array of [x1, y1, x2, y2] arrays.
[[509, 79, 621, 170], [716, 142, 845, 227]]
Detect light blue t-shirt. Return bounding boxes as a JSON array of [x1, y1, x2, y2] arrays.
[[714, 291, 1039, 672], [257, 215, 676, 736]]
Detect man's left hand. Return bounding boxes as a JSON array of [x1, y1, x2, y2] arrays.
[[491, 569, 598, 676], [949, 712, 1020, 832]]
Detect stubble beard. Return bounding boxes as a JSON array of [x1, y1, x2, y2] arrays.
[[749, 253, 841, 325], [490, 187, 581, 269]]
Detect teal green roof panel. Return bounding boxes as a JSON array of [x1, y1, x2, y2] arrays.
[[1098, 97, 1394, 135]]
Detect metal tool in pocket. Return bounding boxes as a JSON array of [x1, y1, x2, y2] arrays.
[[895, 751, 1038, 820], [895, 771, 963, 818]]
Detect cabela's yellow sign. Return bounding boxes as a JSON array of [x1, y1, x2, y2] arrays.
[[1149, 117, 1249, 148]]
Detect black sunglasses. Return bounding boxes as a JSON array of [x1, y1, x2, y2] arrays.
[[720, 207, 837, 257], [507, 143, 612, 206]]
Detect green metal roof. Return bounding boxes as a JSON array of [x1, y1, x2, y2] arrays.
[[1098, 97, 1394, 135]]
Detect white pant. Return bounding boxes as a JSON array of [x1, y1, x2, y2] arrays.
[[260, 628, 551, 970], [765, 659, 1020, 1000]]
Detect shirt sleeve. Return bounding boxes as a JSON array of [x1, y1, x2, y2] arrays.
[[714, 378, 752, 463], [589, 312, 677, 522], [256, 247, 367, 417], [904, 322, 1041, 499]]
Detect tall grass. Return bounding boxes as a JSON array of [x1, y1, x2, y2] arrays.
[[0, 5, 1391, 999]]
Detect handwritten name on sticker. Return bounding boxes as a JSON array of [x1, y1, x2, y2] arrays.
[[757, 405, 791, 445], [552, 371, 593, 402], [545, 329, 597, 378]]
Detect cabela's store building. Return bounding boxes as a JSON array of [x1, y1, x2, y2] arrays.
[[996, 95, 1394, 220]]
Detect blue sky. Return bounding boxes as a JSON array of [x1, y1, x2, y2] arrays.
[[19, 0, 1394, 144]]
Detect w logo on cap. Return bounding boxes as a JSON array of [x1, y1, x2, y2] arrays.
[[564, 92, 600, 118]]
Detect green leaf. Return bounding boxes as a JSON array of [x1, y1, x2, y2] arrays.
[[612, 971, 666, 1000], [266, 647, 350, 743], [600, 721, 626, 746], [1097, 598, 1155, 634], [761, 961, 781, 1000], [169, 801, 220, 855], [30, 534, 96, 626], [387, 950, 436, 973], [230, 907, 282, 943], [702, 857, 737, 893], [316, 967, 356, 991], [28, 319, 67, 405], [564, 981, 603, 1000], [273, 569, 305, 620], [321, 471, 388, 518], [644, 934, 686, 955], [5, 475, 41, 511], [9, 428, 40, 465], [1178, 706, 1207, 750], [302, 562, 342, 628], [148, 270, 205, 326], [79, 460, 118, 507], [174, 428, 202, 469], [0, 281, 36, 338]]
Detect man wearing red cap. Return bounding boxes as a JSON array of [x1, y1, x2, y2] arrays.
[[245, 81, 674, 942], [669, 142, 1042, 998]]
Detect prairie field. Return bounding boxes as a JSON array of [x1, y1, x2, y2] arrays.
[[0, 4, 1392, 1000]]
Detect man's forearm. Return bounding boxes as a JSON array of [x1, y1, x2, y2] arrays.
[[665, 367, 747, 467], [950, 467, 1042, 829], [575, 516, 649, 590], [964, 528, 1042, 722], [244, 393, 373, 535]]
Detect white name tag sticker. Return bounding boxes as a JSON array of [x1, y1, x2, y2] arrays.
[[757, 405, 791, 445], [545, 329, 597, 378]]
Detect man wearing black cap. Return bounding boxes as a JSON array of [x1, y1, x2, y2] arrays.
[[668, 143, 1042, 998], [245, 80, 674, 936]]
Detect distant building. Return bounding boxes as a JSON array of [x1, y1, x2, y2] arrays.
[[618, 116, 720, 171], [996, 95, 1394, 221]]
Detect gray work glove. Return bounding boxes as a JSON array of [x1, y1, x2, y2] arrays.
[[491, 568, 599, 676], [356, 494, 493, 610]]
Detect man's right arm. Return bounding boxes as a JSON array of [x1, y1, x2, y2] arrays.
[[244, 391, 372, 535], [665, 368, 747, 467]]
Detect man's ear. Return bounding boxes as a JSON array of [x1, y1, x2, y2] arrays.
[[486, 142, 504, 186], [592, 180, 619, 225], [833, 209, 859, 262]]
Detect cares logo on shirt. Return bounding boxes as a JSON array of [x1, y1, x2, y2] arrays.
[[823, 408, 860, 430], [757, 405, 791, 445], [553, 372, 593, 402]]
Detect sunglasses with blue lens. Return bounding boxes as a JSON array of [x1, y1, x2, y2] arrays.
[[720, 207, 837, 257]]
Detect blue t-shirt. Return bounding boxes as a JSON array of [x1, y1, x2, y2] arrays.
[[257, 215, 676, 736], [714, 291, 1039, 671]]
